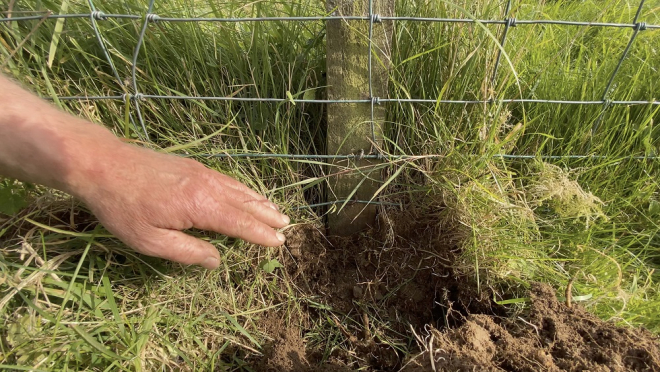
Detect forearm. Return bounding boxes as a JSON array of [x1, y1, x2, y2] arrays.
[[0, 74, 121, 197]]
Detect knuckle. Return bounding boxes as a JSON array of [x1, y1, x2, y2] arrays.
[[235, 215, 257, 235], [189, 185, 213, 208], [182, 179, 217, 217]]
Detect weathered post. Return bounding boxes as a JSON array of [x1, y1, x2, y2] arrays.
[[326, 0, 394, 235]]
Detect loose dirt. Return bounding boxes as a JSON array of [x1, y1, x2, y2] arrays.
[[256, 215, 660, 371], [257, 211, 504, 371], [402, 283, 660, 372]]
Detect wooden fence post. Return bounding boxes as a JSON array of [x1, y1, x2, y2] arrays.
[[326, 0, 394, 235]]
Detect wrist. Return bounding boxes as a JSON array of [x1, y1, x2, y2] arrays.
[[58, 120, 127, 202]]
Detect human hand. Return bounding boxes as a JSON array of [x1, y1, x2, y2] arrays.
[[0, 74, 289, 270], [70, 141, 289, 270]]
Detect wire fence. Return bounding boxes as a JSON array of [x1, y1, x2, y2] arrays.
[[1, 0, 659, 208]]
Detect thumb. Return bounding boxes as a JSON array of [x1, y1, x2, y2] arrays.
[[137, 228, 221, 270]]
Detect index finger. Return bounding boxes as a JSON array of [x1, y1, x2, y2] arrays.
[[192, 202, 286, 247], [215, 172, 270, 202]]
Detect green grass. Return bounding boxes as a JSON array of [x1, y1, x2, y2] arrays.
[[1, 0, 660, 370]]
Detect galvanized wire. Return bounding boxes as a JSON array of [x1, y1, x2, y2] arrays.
[[3, 2, 659, 167], [4, 13, 659, 29], [491, 0, 513, 87], [47, 95, 660, 106], [86, 0, 142, 140], [130, 0, 156, 139], [368, 0, 378, 145], [199, 153, 660, 160], [592, 0, 648, 134]]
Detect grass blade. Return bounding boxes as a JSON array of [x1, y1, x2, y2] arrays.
[[71, 325, 129, 361], [47, 0, 69, 68]]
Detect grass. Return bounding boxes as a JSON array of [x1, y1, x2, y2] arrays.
[[1, 0, 660, 370]]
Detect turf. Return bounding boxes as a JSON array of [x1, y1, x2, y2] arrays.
[[1, 0, 660, 370]]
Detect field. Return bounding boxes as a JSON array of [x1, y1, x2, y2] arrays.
[[2, 0, 660, 370]]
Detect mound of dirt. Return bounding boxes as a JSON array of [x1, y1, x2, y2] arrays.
[[257, 219, 660, 371], [265, 219, 505, 371], [402, 283, 660, 372]]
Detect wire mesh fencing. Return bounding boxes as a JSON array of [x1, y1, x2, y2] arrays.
[[1, 0, 659, 209]]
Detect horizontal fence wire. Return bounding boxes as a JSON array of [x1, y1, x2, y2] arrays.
[[49, 95, 660, 105], [2, 1, 659, 164], [291, 199, 403, 210], [199, 153, 660, 161], [3, 13, 660, 29]]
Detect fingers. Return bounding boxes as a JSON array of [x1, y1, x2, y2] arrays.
[[228, 197, 290, 228], [135, 227, 222, 270], [178, 155, 271, 205], [191, 203, 286, 247], [216, 173, 269, 203], [211, 178, 289, 228], [202, 167, 284, 215]]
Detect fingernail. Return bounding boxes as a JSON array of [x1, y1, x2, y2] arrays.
[[281, 214, 290, 225], [269, 203, 279, 211], [276, 232, 286, 243], [202, 257, 220, 270]]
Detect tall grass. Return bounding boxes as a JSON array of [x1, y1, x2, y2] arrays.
[[1, 0, 660, 369]]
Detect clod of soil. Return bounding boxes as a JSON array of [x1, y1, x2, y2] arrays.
[[402, 283, 660, 372]]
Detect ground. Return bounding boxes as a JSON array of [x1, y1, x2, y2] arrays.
[[402, 283, 660, 371], [252, 220, 660, 371]]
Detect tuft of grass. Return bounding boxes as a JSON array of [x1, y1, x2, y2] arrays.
[[527, 162, 607, 226]]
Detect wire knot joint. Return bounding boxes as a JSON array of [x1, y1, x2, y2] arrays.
[[506, 18, 517, 27], [91, 11, 107, 21], [371, 96, 381, 105], [145, 13, 160, 22], [635, 22, 647, 31], [371, 14, 382, 23]]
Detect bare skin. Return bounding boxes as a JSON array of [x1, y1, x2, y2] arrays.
[[0, 74, 289, 270]]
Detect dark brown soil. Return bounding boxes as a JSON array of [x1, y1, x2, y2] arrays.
[[257, 211, 505, 371], [256, 216, 660, 372], [402, 283, 660, 372]]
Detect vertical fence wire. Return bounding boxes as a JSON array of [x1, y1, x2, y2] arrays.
[[86, 0, 143, 140], [130, 0, 156, 139], [490, 0, 513, 88], [367, 0, 378, 145], [592, 0, 647, 134]]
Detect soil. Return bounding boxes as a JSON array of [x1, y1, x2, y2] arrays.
[[259, 312, 353, 372], [401, 283, 660, 372], [258, 210, 505, 371], [256, 212, 660, 371]]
